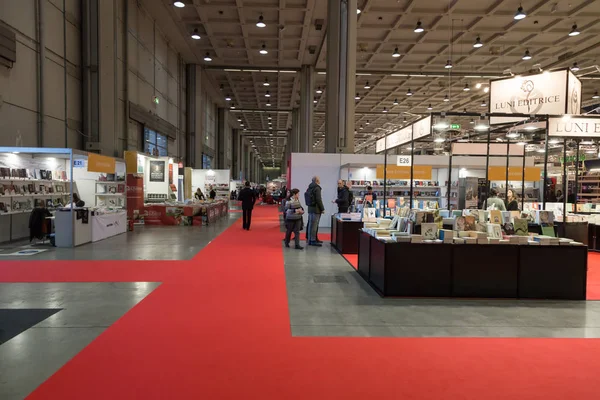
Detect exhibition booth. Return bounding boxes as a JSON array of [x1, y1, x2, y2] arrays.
[[0, 147, 127, 247], [290, 68, 599, 300], [124, 151, 228, 226]]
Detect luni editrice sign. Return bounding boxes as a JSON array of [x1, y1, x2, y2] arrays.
[[548, 117, 600, 138]]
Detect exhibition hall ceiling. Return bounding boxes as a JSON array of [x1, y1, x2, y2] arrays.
[[148, 0, 600, 163]]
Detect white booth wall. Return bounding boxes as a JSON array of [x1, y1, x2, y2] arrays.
[[192, 169, 231, 192]]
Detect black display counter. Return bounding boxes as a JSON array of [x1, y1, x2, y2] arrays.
[[359, 236, 588, 300], [331, 218, 362, 254]]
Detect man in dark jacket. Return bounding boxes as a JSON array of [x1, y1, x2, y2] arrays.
[[305, 176, 325, 246], [238, 181, 256, 230], [334, 180, 350, 213]]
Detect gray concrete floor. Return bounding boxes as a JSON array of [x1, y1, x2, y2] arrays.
[[0, 282, 160, 400], [283, 240, 600, 338], [0, 213, 239, 260]]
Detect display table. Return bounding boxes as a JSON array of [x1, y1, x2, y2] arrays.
[[331, 218, 362, 254], [143, 201, 228, 226], [92, 211, 127, 242], [358, 235, 588, 300]]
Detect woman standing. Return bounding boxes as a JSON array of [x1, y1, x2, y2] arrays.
[[284, 189, 304, 250], [506, 189, 519, 211]]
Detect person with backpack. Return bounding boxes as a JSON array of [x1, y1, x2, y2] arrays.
[[333, 179, 350, 213], [305, 176, 325, 247], [284, 189, 304, 250]]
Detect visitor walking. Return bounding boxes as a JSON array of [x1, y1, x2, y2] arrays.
[[238, 181, 256, 230], [284, 189, 304, 250]]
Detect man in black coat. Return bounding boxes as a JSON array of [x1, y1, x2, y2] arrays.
[[238, 181, 257, 230], [334, 180, 350, 213]]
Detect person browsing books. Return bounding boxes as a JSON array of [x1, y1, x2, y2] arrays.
[[333, 180, 350, 213], [284, 189, 304, 250], [506, 189, 519, 211], [238, 181, 256, 230], [194, 188, 206, 201], [486, 188, 506, 211], [364, 186, 377, 206], [209, 186, 216, 200]]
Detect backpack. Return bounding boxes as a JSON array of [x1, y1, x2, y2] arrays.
[[304, 187, 315, 206]]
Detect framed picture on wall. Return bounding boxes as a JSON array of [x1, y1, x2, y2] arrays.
[[149, 161, 165, 182]]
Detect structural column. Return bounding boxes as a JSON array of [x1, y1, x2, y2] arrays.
[[299, 66, 314, 153], [325, 0, 356, 153], [216, 108, 226, 169], [290, 109, 300, 153]]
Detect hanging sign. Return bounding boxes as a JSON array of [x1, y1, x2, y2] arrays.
[[376, 165, 432, 180], [375, 116, 431, 153], [88, 153, 116, 174], [488, 166, 541, 181], [396, 155, 412, 166], [548, 116, 600, 138], [386, 126, 412, 150], [376, 138, 386, 153]]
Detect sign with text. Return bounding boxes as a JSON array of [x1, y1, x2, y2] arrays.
[[87, 153, 116, 174], [386, 126, 412, 150], [396, 155, 412, 166], [376, 165, 432, 180], [376, 138, 386, 153], [149, 161, 165, 182], [375, 116, 431, 153], [412, 115, 432, 142], [488, 166, 541, 182], [548, 116, 600, 138], [490, 70, 569, 116]]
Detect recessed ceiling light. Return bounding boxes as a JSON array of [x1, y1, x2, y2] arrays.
[[406, 88, 413, 96], [203, 52, 212, 62], [571, 62, 580, 72], [355, 93, 361, 100], [173, 1, 185, 8], [427, 104, 432, 110], [191, 29, 201, 40], [445, 59, 453, 69], [593, 91, 600, 99], [414, 21, 424, 33], [569, 24, 580, 36], [259, 44, 268, 55], [392, 47, 400, 58], [393, 98, 399, 105], [473, 36, 483, 48], [316, 87, 323, 94], [522, 49, 532, 60], [225, 94, 232, 101], [463, 83, 470, 91], [514, 5, 526, 20], [256, 15, 266, 28], [265, 91, 271, 97], [364, 81, 371, 89]]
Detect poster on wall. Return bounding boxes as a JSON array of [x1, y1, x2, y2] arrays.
[[149, 161, 165, 182]]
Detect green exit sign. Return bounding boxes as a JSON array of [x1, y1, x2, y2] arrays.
[[450, 124, 461, 130]]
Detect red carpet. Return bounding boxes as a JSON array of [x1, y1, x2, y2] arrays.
[[343, 254, 358, 270], [2, 207, 600, 399]]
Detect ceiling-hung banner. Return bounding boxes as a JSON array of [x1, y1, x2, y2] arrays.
[[376, 138, 386, 153], [548, 116, 600, 138], [489, 69, 581, 125], [386, 126, 412, 150], [412, 115, 432, 142]]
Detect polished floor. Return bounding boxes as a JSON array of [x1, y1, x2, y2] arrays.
[[2, 207, 600, 398]]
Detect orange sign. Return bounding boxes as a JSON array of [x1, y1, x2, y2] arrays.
[[87, 153, 116, 174], [488, 166, 541, 181], [124, 151, 138, 174], [376, 165, 432, 180]]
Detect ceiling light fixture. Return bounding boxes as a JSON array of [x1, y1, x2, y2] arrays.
[[357, 8, 361, 14], [473, 36, 483, 48], [256, 15, 266, 28], [443, 94, 449, 102], [517, 140, 527, 146], [265, 91, 271, 97], [237, 118, 242, 122], [191, 29, 201, 40], [316, 87, 323, 94], [414, 21, 424, 33], [268, 115, 272, 120], [263, 78, 270, 86], [463, 83, 470, 91], [259, 44, 268, 55], [470, 119, 474, 124], [359, 125, 364, 130], [392, 47, 400, 58], [266, 102, 271, 107], [406, 88, 413, 96], [483, 87, 489, 93], [313, 98, 317, 104], [593, 91, 600, 99], [230, 104, 236, 109], [203, 52, 212, 62], [434, 137, 446, 143], [507, 132, 519, 139], [475, 83, 482, 89], [514, 5, 526, 20], [393, 99, 399, 105], [522, 49, 532, 60], [225, 94, 232, 101], [383, 107, 388, 113], [481, 100, 487, 107], [173, 1, 185, 7], [569, 24, 580, 36], [366, 120, 370, 125], [364, 81, 371, 89], [355, 93, 361, 100], [571, 62, 580, 72], [445, 59, 453, 69], [427, 104, 433, 110]]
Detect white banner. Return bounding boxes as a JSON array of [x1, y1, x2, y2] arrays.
[[396, 155, 412, 166], [92, 211, 127, 242], [567, 70, 582, 115], [548, 117, 600, 137], [412, 116, 432, 141], [452, 143, 525, 156], [376, 138, 385, 153], [386, 126, 412, 149], [490, 70, 568, 115]]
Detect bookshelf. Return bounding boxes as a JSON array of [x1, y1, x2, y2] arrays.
[[578, 173, 600, 203]]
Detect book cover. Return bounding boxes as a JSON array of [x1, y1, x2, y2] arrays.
[[541, 225, 556, 237], [536, 210, 554, 225], [487, 223, 503, 239], [476, 222, 487, 233], [108, 186, 117, 194], [514, 218, 528, 236], [421, 223, 438, 240], [501, 211, 512, 224], [464, 216, 476, 231], [454, 216, 466, 231], [117, 184, 125, 193], [502, 222, 515, 235], [490, 210, 502, 224]]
